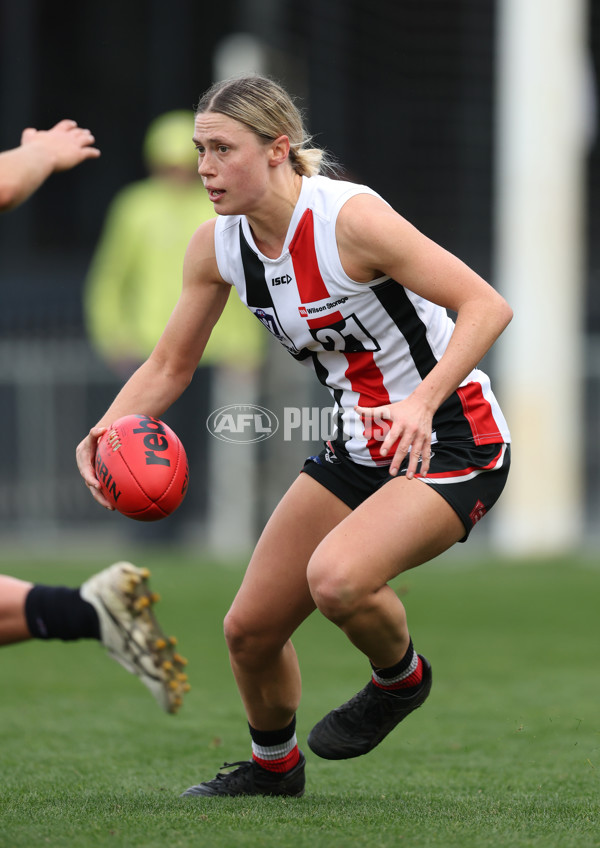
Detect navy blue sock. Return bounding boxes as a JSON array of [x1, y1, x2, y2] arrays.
[[24, 585, 100, 641]]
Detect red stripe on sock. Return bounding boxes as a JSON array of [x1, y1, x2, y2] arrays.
[[372, 656, 423, 691], [252, 746, 300, 774]]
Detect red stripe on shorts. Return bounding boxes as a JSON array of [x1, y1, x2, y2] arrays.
[[423, 445, 505, 479]]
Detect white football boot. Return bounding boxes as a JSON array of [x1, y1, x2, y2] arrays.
[[80, 561, 189, 713]]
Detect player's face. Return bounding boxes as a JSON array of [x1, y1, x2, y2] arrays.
[[193, 112, 272, 215]]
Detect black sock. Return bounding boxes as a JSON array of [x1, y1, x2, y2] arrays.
[[24, 585, 101, 641]]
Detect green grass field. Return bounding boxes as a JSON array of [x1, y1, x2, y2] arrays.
[[0, 550, 598, 848]]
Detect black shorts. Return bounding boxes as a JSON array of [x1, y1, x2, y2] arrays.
[[301, 440, 511, 542]]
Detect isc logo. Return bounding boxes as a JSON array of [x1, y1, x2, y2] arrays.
[[271, 274, 292, 286]]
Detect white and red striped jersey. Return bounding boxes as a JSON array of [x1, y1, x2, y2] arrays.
[[214, 175, 510, 467]]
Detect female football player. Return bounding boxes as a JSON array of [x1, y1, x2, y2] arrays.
[[76, 74, 512, 798]]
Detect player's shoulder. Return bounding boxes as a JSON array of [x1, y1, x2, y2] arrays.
[[337, 191, 391, 225], [189, 216, 217, 247], [184, 217, 217, 266], [184, 218, 226, 283], [307, 174, 384, 223]]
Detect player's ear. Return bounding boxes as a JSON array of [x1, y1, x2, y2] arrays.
[[268, 135, 291, 167]]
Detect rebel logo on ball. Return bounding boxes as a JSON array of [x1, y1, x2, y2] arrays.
[[131, 416, 172, 466]]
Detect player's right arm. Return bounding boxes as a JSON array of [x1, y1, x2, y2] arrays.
[[76, 218, 231, 507]]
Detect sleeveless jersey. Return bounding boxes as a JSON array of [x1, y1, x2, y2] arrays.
[[214, 175, 510, 467]]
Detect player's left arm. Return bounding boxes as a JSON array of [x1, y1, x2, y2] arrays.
[[336, 193, 513, 477]]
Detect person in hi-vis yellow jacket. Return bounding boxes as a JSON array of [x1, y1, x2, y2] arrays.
[[84, 109, 264, 377]]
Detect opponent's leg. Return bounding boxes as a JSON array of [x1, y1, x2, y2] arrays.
[[0, 565, 188, 713], [80, 562, 189, 713], [0, 576, 33, 644]]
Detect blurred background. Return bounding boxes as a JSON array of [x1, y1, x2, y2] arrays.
[[0, 0, 598, 557]]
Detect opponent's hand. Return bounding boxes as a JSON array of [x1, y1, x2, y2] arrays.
[[355, 398, 433, 479], [75, 426, 114, 510], [21, 119, 100, 172]]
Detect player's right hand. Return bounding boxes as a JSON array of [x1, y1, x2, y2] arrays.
[[76, 426, 114, 510]]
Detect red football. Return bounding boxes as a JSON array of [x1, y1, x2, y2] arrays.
[[95, 414, 189, 521]]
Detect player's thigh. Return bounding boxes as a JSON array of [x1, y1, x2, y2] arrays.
[[309, 476, 465, 600], [228, 471, 352, 640]]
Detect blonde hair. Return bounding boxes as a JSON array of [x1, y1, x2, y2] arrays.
[[195, 75, 336, 177]]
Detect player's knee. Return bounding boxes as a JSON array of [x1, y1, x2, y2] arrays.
[[223, 608, 250, 657], [307, 554, 362, 623], [223, 608, 280, 666]]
